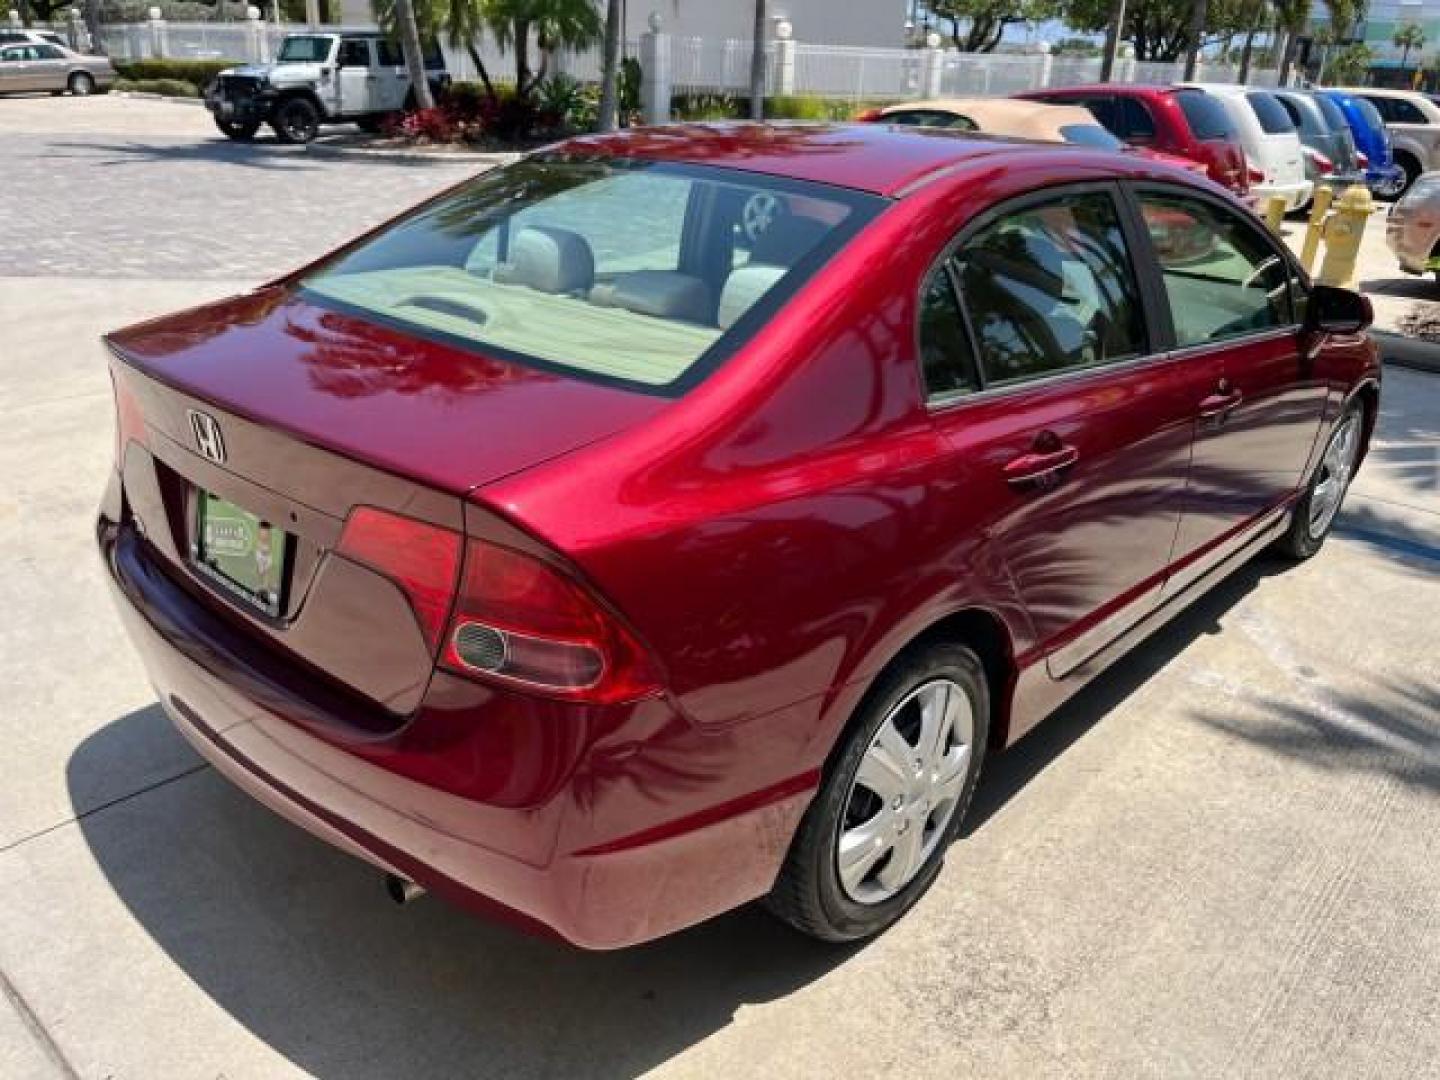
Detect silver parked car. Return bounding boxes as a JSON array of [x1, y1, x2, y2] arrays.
[[0, 42, 114, 96], [1386, 171, 1440, 280]]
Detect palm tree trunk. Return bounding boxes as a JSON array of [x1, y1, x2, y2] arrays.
[[598, 0, 622, 131], [749, 0, 767, 120], [1183, 0, 1207, 80], [84, 0, 104, 54], [515, 18, 532, 95], [394, 0, 435, 110], [1100, 0, 1127, 82], [1238, 28, 1255, 83], [466, 43, 498, 104]]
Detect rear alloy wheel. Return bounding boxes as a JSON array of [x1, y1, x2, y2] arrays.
[[766, 642, 988, 942], [214, 118, 261, 142], [1276, 403, 1363, 560], [271, 97, 321, 144], [68, 71, 95, 97]]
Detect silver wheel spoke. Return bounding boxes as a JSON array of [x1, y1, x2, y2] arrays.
[[838, 811, 894, 895], [876, 820, 925, 892], [856, 719, 911, 802], [916, 682, 951, 772], [932, 745, 972, 807]]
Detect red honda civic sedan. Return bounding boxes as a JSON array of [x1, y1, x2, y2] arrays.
[[98, 123, 1379, 948]]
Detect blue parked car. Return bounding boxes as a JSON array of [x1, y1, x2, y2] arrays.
[[1318, 89, 1407, 196]]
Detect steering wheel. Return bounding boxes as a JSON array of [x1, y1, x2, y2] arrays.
[[741, 193, 783, 243]]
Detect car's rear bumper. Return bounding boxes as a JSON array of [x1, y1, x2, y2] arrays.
[[98, 505, 813, 949], [1252, 179, 1313, 211]]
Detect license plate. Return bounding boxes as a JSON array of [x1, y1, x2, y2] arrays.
[[194, 490, 288, 616]]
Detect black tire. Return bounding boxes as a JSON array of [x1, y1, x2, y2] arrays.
[[214, 117, 261, 142], [766, 641, 989, 943], [1275, 401, 1364, 560], [67, 71, 94, 97], [270, 96, 321, 144], [355, 115, 385, 133]]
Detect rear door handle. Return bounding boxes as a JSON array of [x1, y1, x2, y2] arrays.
[[1198, 389, 1243, 419], [1003, 444, 1080, 486]]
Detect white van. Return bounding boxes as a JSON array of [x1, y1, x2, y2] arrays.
[[1180, 83, 1312, 211]]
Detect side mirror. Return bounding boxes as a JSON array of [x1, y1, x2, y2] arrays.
[[1305, 283, 1372, 335]]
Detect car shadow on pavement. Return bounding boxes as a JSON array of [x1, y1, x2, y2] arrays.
[[66, 549, 1335, 1079], [1359, 276, 1440, 300], [39, 138, 456, 171]]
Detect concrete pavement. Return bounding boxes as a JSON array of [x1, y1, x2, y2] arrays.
[[1, 96, 1438, 1080]]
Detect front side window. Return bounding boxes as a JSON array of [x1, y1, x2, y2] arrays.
[[276, 35, 333, 63], [303, 160, 880, 392], [35, 43, 63, 59], [953, 192, 1145, 386], [1138, 192, 1292, 346], [337, 38, 371, 67]]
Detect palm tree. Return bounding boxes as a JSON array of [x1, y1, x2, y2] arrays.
[[1395, 22, 1426, 74], [486, 0, 603, 98], [394, 0, 435, 110], [598, 0, 621, 130], [749, 0, 767, 120]]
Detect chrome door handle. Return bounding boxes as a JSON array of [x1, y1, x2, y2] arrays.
[[1198, 389, 1243, 419], [1003, 444, 1080, 486]]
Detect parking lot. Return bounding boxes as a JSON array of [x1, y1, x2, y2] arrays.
[[2, 95, 1438, 1079]]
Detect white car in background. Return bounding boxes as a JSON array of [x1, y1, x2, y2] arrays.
[[1181, 83, 1312, 211], [1386, 171, 1440, 280]]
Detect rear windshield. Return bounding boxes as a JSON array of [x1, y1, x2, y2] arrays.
[[1315, 94, 1348, 132], [302, 159, 881, 394], [1248, 92, 1297, 134], [1355, 97, 1386, 133], [1058, 123, 1125, 149], [1174, 90, 1235, 140]]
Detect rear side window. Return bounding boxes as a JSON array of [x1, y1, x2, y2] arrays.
[[337, 39, 370, 66], [1077, 96, 1119, 131], [1119, 98, 1157, 140], [1174, 90, 1234, 140], [1314, 94, 1348, 132], [1248, 92, 1297, 134], [1389, 97, 1429, 124], [918, 268, 981, 398], [1138, 193, 1292, 345], [952, 192, 1145, 385], [302, 160, 880, 393]]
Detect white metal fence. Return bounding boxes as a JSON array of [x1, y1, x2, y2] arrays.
[[91, 20, 1283, 104]]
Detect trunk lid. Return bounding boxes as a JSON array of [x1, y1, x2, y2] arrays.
[[105, 285, 668, 496], [106, 286, 666, 722]]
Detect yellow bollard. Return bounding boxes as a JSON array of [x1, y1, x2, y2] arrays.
[[1299, 185, 1335, 273], [1263, 195, 1288, 233], [1316, 184, 1375, 289]]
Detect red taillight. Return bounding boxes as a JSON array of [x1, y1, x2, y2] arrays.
[[439, 537, 661, 704], [1357, 150, 1370, 169], [336, 507, 462, 653], [854, 107, 883, 122], [1247, 158, 1266, 184], [1310, 149, 1334, 175], [111, 370, 146, 466]]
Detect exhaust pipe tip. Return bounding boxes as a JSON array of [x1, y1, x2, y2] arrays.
[[385, 873, 425, 906]]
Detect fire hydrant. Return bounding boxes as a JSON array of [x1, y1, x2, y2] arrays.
[[1317, 185, 1375, 289], [1263, 195, 1288, 233], [1299, 185, 1335, 273]]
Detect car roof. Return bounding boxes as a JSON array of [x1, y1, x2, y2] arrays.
[[1330, 86, 1418, 99], [543, 121, 1106, 197], [881, 97, 1101, 138], [1031, 83, 1181, 98]]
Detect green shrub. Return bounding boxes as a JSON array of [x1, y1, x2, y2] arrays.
[[113, 77, 200, 98], [764, 94, 832, 120], [114, 59, 236, 87], [671, 93, 741, 121]]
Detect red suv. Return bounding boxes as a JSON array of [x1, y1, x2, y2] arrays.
[[99, 124, 1377, 948], [1021, 84, 1252, 197]]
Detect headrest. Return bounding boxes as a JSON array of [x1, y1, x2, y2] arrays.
[[590, 270, 713, 324], [493, 226, 595, 294], [718, 265, 787, 330]]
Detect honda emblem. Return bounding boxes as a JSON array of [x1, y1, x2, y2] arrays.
[[188, 409, 226, 464]]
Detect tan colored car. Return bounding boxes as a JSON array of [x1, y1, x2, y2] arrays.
[[1386, 170, 1440, 280], [0, 41, 114, 96], [1331, 87, 1440, 193]]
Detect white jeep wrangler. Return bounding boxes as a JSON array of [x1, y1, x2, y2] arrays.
[[204, 31, 448, 144]]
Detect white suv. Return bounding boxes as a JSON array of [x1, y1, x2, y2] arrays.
[[204, 32, 449, 144]]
